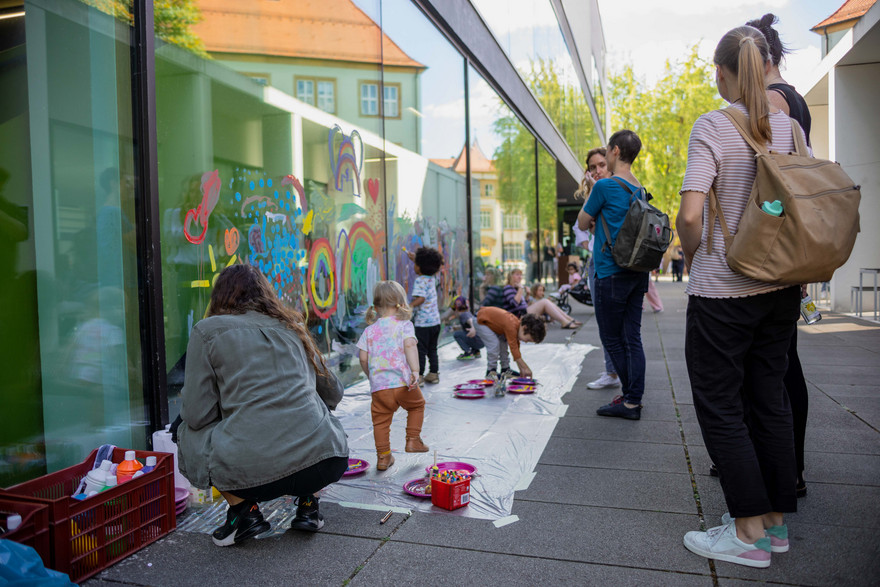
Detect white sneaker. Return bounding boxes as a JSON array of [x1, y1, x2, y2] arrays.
[[587, 372, 620, 389], [683, 522, 771, 568], [720, 513, 790, 553]]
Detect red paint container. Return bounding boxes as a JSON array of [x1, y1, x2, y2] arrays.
[[430, 478, 470, 510]]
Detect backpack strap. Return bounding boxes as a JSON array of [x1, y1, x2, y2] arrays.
[[789, 118, 808, 156], [597, 177, 641, 253], [706, 186, 735, 255], [718, 107, 769, 155]]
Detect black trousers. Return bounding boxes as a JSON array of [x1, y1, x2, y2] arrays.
[[415, 324, 441, 375], [231, 456, 348, 502], [785, 330, 808, 475], [685, 287, 799, 517]]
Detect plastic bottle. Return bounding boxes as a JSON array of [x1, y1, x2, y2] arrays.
[[83, 461, 111, 494], [102, 475, 118, 491], [6, 514, 22, 532], [117, 450, 143, 484], [141, 456, 157, 474], [800, 294, 822, 325], [761, 200, 783, 216]]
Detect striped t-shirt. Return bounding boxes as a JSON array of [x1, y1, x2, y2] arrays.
[[680, 103, 809, 298]]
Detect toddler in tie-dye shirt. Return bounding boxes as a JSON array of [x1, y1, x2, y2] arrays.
[[357, 281, 430, 472]]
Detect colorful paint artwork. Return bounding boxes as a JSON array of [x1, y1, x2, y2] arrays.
[[328, 125, 363, 196], [183, 170, 221, 244]]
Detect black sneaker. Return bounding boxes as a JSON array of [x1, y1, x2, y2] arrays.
[[291, 496, 324, 532], [596, 396, 641, 420], [211, 501, 271, 547]]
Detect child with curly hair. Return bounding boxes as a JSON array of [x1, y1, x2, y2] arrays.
[[474, 306, 546, 382], [408, 246, 444, 384]]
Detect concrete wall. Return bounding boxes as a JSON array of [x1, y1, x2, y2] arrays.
[[830, 62, 880, 313]]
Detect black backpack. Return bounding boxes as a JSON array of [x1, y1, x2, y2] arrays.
[[480, 285, 506, 308], [598, 177, 673, 272]]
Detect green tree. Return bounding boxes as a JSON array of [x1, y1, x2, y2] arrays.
[[493, 58, 599, 235], [79, 0, 209, 58], [609, 46, 723, 222]]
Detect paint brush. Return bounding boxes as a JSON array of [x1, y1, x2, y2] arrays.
[[380, 510, 393, 524]]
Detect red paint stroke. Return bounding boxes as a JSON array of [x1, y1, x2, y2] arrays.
[[365, 178, 380, 205], [184, 170, 221, 244], [282, 174, 308, 214], [224, 227, 240, 255]]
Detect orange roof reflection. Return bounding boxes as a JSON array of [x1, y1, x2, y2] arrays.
[[812, 0, 877, 30], [194, 0, 424, 68]]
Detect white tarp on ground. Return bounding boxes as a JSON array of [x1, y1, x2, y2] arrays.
[[178, 341, 592, 536]]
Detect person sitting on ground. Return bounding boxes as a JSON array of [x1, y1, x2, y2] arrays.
[[504, 268, 582, 329], [558, 262, 582, 294], [177, 264, 349, 547], [448, 296, 484, 360], [474, 306, 546, 381], [358, 280, 429, 472]]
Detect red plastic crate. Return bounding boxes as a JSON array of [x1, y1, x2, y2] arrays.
[[1, 497, 51, 567], [430, 478, 471, 510], [0, 448, 176, 584]]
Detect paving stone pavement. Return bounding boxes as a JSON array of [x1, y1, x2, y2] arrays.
[[85, 280, 880, 586]]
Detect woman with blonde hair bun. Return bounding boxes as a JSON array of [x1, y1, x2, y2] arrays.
[[677, 25, 805, 568]]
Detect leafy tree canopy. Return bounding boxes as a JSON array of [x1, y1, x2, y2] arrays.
[[79, 0, 209, 58], [492, 46, 723, 233]]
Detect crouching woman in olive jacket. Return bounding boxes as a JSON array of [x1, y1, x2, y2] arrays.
[[178, 264, 349, 547]]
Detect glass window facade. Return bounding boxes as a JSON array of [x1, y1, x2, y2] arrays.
[[1, 0, 147, 485], [2, 0, 602, 483]]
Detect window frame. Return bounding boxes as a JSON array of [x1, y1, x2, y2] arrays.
[[359, 80, 380, 117], [480, 209, 492, 229], [382, 82, 401, 119], [295, 76, 337, 114]]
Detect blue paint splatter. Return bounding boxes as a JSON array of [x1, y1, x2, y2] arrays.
[[249, 181, 255, 190], [267, 178, 273, 187], [317, 325, 323, 334], [235, 192, 241, 202], [229, 178, 234, 188], [259, 179, 264, 187]]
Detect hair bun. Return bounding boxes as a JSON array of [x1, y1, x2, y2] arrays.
[[761, 13, 778, 27]]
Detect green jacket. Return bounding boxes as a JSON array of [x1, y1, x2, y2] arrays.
[[178, 311, 349, 490]]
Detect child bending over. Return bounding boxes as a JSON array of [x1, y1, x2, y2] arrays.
[[474, 306, 546, 381], [357, 281, 430, 471]]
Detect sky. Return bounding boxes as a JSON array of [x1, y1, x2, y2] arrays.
[[596, 0, 841, 92]]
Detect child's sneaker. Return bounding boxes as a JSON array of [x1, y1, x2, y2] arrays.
[[211, 501, 271, 546], [424, 372, 439, 384], [291, 496, 324, 532], [456, 351, 474, 360], [472, 350, 481, 358], [376, 451, 395, 471], [405, 437, 430, 452], [720, 513, 789, 553], [683, 522, 771, 568]]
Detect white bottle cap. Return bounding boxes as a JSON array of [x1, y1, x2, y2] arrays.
[[145, 456, 157, 467], [100, 460, 112, 471], [124, 450, 136, 461], [7, 514, 22, 531]]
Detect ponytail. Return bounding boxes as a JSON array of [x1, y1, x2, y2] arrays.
[[737, 37, 772, 143], [714, 26, 773, 144], [365, 304, 378, 325]]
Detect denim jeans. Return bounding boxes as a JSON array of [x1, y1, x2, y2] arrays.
[[593, 271, 649, 404], [588, 256, 616, 375], [453, 329, 484, 353]]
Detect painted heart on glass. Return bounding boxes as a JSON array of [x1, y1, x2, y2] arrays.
[[184, 169, 221, 245], [365, 178, 380, 205], [224, 227, 240, 255]]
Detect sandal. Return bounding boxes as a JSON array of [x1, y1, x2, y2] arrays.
[[562, 321, 582, 330]]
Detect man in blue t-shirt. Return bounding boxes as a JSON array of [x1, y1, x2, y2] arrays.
[[577, 130, 649, 420]]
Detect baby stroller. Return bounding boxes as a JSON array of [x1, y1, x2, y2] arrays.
[[549, 264, 592, 315]]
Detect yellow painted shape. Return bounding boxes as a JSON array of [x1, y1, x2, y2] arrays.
[[303, 209, 315, 235], [191, 280, 210, 288], [208, 244, 216, 272]]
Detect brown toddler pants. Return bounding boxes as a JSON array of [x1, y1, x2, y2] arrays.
[[371, 385, 425, 454]]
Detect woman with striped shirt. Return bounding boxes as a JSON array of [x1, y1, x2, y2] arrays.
[[677, 26, 803, 568]]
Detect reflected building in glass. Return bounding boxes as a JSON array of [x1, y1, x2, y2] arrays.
[[0, 0, 606, 484]]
